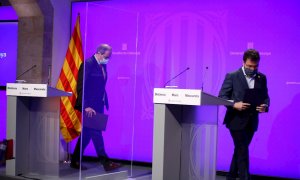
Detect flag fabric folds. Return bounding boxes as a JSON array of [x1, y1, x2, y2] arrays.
[[56, 15, 83, 142]]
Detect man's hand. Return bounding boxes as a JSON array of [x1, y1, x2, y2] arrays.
[[233, 101, 250, 111], [256, 104, 268, 113], [85, 107, 96, 117]]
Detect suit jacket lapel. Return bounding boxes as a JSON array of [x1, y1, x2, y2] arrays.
[[91, 56, 107, 81], [238, 68, 249, 89], [91, 56, 102, 73], [254, 74, 262, 89], [102, 64, 107, 81]]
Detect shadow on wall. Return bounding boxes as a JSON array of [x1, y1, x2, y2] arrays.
[[267, 93, 300, 178]]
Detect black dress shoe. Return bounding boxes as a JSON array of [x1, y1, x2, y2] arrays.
[[226, 177, 237, 180], [226, 173, 238, 180], [103, 161, 122, 172], [70, 162, 87, 170]]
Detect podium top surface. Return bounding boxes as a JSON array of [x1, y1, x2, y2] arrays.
[[153, 88, 233, 106], [6, 83, 72, 97]]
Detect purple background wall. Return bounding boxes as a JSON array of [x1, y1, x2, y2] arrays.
[[0, 6, 17, 21], [0, 6, 18, 142], [0, 22, 18, 86], [0, 1, 299, 179], [71, 1, 300, 178]]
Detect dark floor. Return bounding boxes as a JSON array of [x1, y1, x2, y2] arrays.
[[0, 163, 297, 180]]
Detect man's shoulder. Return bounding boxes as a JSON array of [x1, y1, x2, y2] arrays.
[[226, 68, 242, 77], [85, 56, 95, 64], [257, 72, 267, 78], [82, 56, 96, 69]]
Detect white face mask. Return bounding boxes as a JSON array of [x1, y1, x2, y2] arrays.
[[99, 58, 109, 64]]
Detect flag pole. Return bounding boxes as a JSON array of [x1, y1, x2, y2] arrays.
[[63, 142, 71, 164], [60, 13, 82, 164]]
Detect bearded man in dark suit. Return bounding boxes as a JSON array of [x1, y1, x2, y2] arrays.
[[219, 49, 270, 180]]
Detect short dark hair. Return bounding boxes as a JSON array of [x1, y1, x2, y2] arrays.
[[243, 49, 260, 62]]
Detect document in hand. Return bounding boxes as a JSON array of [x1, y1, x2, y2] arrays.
[[243, 89, 264, 107], [83, 113, 108, 131]]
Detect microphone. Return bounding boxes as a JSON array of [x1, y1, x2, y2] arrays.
[[47, 65, 52, 86], [16, 65, 37, 80], [201, 66, 208, 91], [164, 67, 190, 87]]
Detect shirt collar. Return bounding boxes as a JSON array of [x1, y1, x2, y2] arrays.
[[242, 66, 246, 76], [94, 54, 101, 64]]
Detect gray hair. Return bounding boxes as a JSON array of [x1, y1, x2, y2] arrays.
[[96, 44, 112, 54]]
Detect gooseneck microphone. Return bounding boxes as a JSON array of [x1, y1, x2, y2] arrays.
[[16, 65, 37, 79], [163, 67, 190, 87], [47, 65, 52, 85], [201, 66, 209, 91]]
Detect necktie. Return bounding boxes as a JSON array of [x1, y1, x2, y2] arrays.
[[99, 64, 106, 80]]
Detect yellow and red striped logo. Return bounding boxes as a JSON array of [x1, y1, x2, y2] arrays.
[[56, 15, 83, 142]]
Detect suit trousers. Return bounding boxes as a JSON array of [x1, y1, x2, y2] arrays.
[[71, 127, 108, 165], [71, 105, 108, 165], [227, 126, 255, 180]]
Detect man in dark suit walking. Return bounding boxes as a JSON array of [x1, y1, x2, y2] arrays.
[[70, 44, 121, 171], [219, 49, 270, 180]]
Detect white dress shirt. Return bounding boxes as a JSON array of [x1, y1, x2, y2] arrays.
[[242, 66, 255, 89]]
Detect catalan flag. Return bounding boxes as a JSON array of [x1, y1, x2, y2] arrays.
[[56, 15, 83, 142]]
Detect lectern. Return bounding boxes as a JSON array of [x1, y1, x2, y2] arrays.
[[5, 83, 71, 176], [152, 88, 233, 180]]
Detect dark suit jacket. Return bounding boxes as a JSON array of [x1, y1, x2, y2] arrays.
[[75, 56, 109, 113], [218, 68, 270, 131]]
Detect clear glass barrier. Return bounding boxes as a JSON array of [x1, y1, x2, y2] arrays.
[[78, 2, 138, 179]]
